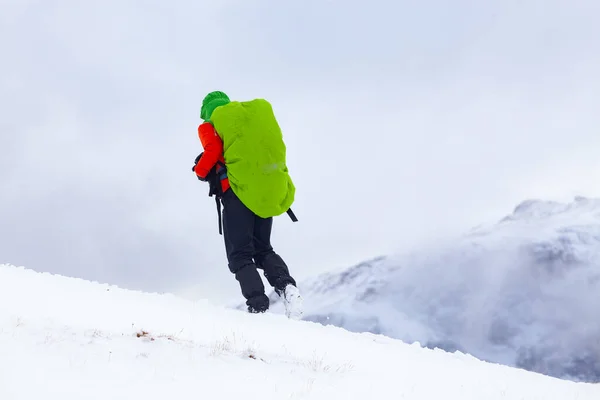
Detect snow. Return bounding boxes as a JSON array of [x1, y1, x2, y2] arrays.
[[1, 264, 599, 399], [268, 197, 600, 383]]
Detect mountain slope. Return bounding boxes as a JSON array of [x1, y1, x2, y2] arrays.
[[268, 196, 600, 383], [2, 263, 599, 399]]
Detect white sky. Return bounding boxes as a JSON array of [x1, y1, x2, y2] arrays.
[[1, 0, 599, 304]]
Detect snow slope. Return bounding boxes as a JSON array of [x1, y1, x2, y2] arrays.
[[1, 264, 599, 399], [268, 197, 600, 383]]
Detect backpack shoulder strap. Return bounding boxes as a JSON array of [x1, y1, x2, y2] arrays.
[[286, 208, 298, 222]]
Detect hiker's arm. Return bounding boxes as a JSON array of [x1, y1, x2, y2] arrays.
[[194, 123, 223, 179]]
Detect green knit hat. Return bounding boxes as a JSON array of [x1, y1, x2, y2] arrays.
[[200, 91, 230, 121]]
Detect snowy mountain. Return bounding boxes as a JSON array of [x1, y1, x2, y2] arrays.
[[268, 196, 600, 383], [1, 264, 599, 400]]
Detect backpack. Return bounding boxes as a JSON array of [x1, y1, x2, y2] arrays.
[[210, 98, 296, 219]]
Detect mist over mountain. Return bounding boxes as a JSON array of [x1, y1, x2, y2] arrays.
[[267, 196, 600, 382]]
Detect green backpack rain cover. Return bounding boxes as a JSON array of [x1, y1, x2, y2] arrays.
[[210, 98, 295, 218]]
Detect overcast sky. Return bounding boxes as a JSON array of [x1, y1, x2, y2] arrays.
[[1, 0, 599, 305]]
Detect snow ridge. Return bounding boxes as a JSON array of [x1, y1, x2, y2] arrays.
[[2, 263, 600, 399]]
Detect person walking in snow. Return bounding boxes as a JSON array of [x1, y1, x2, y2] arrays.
[[192, 91, 303, 319]]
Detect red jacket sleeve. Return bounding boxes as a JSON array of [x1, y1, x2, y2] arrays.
[[194, 122, 223, 179]]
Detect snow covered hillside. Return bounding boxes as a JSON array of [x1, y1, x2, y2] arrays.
[[2, 264, 599, 399], [268, 196, 600, 383]]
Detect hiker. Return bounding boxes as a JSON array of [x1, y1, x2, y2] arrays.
[[192, 91, 303, 319]]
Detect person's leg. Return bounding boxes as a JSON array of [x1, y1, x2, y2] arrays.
[[253, 212, 303, 319], [253, 215, 296, 294], [221, 189, 269, 312]]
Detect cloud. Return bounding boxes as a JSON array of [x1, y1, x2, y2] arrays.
[[1, 0, 599, 304]]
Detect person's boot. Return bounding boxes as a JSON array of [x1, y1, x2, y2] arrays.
[[247, 293, 269, 313], [276, 284, 303, 320]]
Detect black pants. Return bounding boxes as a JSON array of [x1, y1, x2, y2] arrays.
[[221, 188, 296, 311]]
